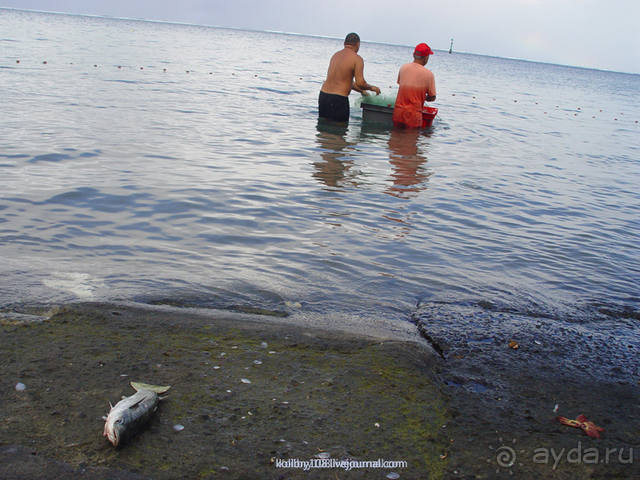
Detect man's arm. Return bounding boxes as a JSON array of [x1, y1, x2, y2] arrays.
[[353, 56, 381, 95], [425, 75, 436, 102], [351, 81, 369, 95]]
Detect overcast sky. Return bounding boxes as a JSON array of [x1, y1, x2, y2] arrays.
[[2, 0, 639, 74]]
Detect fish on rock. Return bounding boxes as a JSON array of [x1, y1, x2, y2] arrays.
[[103, 382, 171, 446]]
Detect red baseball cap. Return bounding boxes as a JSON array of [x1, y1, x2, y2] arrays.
[[414, 43, 434, 57]]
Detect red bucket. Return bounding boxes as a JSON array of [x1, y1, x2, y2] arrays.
[[422, 107, 438, 128]]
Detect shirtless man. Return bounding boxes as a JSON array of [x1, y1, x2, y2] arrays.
[[319, 32, 381, 123]]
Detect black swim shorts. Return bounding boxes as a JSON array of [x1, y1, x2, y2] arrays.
[[318, 91, 350, 122]]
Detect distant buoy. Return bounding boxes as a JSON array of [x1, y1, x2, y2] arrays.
[[42, 61, 47, 64], [16, 60, 20, 64], [140, 67, 144, 70]]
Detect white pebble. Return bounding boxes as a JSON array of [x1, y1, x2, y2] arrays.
[[316, 452, 330, 459], [213, 366, 220, 370], [260, 342, 268, 348], [15, 382, 26, 392], [241, 378, 251, 384], [253, 360, 262, 365], [387, 473, 400, 479], [173, 424, 184, 432]]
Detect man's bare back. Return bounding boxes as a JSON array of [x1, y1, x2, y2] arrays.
[[318, 33, 379, 123], [320, 37, 380, 97]]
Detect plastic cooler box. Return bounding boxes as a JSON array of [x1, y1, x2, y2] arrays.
[[361, 103, 438, 128]]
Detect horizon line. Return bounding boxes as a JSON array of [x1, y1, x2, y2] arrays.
[[2, 6, 638, 76]]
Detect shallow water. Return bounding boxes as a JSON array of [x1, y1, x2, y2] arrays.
[[1, 9, 639, 333]]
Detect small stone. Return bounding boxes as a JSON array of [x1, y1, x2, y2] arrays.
[[241, 378, 251, 384], [260, 342, 268, 348], [173, 424, 184, 432], [387, 473, 400, 479], [253, 360, 262, 365], [15, 382, 26, 392]]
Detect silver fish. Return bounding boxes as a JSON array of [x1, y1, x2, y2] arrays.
[[103, 382, 171, 446]]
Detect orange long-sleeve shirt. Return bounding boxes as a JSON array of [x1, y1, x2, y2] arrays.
[[392, 62, 436, 128]]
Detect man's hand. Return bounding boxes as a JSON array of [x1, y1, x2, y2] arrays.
[[371, 85, 381, 95]]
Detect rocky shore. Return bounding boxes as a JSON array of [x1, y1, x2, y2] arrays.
[[1, 302, 638, 479]]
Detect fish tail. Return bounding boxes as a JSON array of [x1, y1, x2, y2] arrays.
[[130, 381, 171, 394]]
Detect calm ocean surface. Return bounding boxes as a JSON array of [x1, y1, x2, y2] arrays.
[[1, 9, 639, 335]]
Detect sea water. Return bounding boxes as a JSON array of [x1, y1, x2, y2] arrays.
[[1, 9, 638, 336]]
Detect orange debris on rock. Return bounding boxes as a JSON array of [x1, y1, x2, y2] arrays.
[[557, 414, 604, 438]]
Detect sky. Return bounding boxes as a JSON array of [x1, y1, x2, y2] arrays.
[[2, 0, 639, 74]]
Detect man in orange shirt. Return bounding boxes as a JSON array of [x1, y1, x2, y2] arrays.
[[392, 43, 436, 129]]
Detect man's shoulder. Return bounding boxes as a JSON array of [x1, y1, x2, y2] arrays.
[[335, 48, 361, 63]]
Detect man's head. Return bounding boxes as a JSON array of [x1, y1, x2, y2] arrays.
[[344, 32, 360, 51], [413, 42, 434, 65]]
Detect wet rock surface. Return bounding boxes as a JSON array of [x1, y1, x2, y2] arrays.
[[1, 302, 449, 479], [2, 300, 638, 479], [414, 300, 640, 479]]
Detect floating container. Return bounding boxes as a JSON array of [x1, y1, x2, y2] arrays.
[[361, 102, 438, 128], [421, 107, 438, 128], [361, 103, 395, 127]]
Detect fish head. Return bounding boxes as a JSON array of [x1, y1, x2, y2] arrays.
[[103, 412, 126, 446]]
